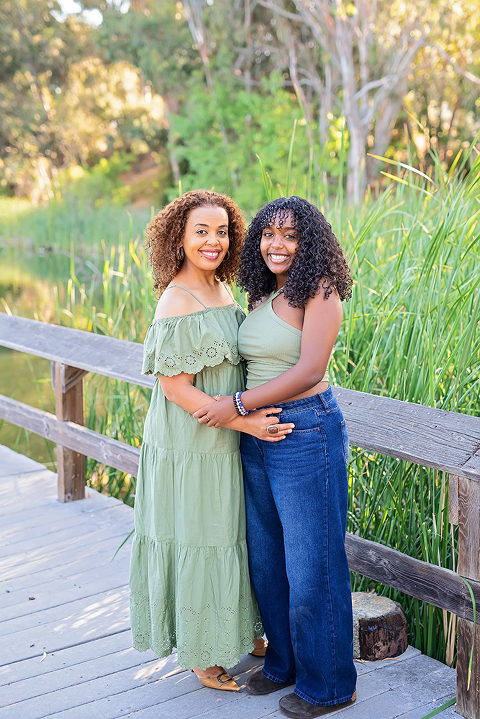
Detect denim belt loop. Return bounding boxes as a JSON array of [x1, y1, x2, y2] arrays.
[[318, 385, 334, 409]]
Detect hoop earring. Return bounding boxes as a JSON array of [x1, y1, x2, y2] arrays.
[[177, 246, 184, 260]]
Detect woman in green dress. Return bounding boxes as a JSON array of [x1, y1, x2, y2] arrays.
[[129, 190, 294, 691]]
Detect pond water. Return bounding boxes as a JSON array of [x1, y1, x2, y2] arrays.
[[0, 246, 73, 469]]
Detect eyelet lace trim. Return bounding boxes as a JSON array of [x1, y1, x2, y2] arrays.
[[142, 338, 242, 378], [130, 591, 263, 670]]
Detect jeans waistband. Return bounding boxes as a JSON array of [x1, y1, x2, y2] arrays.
[[271, 386, 336, 412]]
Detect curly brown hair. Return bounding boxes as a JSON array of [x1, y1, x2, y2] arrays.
[[145, 190, 246, 296]]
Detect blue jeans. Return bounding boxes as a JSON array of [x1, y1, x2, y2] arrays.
[[240, 388, 357, 706]]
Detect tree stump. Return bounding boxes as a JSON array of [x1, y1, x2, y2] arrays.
[[352, 592, 408, 661]]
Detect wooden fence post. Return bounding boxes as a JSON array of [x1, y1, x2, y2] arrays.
[[52, 362, 88, 502], [456, 474, 480, 718]]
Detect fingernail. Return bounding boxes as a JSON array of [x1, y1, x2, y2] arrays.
[[287, 429, 292, 433]]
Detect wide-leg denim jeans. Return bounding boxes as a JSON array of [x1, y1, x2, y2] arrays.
[[240, 387, 357, 706]]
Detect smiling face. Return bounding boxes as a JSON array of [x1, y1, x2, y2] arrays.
[[180, 205, 230, 273], [260, 210, 298, 285]]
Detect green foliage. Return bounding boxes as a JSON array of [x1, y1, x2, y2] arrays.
[[56, 152, 135, 205], [0, 195, 150, 251], [328, 150, 480, 665], [169, 76, 340, 213], [95, 1, 196, 100]]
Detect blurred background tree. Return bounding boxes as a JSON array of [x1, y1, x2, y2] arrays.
[[1, 0, 479, 206]]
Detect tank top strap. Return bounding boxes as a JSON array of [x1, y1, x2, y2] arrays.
[[269, 287, 285, 303], [165, 284, 208, 309]]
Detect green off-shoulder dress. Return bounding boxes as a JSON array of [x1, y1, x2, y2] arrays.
[[129, 303, 263, 670]]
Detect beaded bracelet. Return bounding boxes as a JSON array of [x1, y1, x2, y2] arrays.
[[233, 391, 250, 416]]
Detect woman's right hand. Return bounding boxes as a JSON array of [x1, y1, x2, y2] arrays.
[[241, 408, 295, 442]]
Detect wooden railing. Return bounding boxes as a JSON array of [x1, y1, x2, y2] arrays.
[[1, 312, 480, 717]]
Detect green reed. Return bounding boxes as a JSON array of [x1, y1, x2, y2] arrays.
[[330, 151, 480, 665]]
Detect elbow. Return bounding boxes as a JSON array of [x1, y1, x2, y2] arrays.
[[311, 368, 327, 385], [159, 380, 176, 403], [299, 364, 326, 388], [162, 388, 175, 403]]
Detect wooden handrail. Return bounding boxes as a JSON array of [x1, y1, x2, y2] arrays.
[[1, 314, 479, 479], [0, 313, 154, 389], [0, 394, 140, 476], [1, 313, 480, 717]]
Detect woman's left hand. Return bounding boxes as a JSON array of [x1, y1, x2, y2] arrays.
[[194, 395, 239, 427]]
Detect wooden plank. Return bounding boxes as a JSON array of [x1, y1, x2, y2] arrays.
[[353, 645, 421, 676], [54, 363, 86, 502], [2, 501, 132, 549], [0, 631, 137, 686], [2, 543, 130, 602], [0, 314, 153, 389], [0, 587, 131, 665], [102, 653, 453, 719], [1, 577, 131, 638], [0, 489, 123, 528], [2, 513, 132, 560], [1, 482, 124, 524], [456, 475, 480, 718], [449, 474, 459, 525], [0, 470, 56, 513], [0, 644, 160, 711], [1, 507, 132, 563], [396, 701, 458, 718], [0, 396, 140, 476], [345, 533, 480, 623], [1, 523, 133, 588], [0, 556, 130, 617], [333, 386, 480, 481], [0, 445, 46, 478], [51, 363, 88, 394], [0, 647, 453, 719], [0, 654, 185, 719]]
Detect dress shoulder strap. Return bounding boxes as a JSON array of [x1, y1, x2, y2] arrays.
[[165, 284, 208, 309]]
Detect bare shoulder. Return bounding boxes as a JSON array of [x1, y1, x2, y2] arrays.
[[305, 282, 342, 318], [154, 286, 204, 319]]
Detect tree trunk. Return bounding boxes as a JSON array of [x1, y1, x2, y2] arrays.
[[347, 124, 367, 205]]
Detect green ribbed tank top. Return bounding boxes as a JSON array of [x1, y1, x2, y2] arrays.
[[238, 288, 329, 390]]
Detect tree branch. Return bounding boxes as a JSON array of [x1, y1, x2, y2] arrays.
[[424, 43, 480, 86], [256, 0, 302, 22]]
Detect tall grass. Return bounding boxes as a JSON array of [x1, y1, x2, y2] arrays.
[[1, 141, 479, 666], [332, 149, 480, 665], [0, 197, 150, 251]]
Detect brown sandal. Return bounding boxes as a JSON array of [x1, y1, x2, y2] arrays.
[[250, 639, 268, 657], [194, 670, 240, 691]]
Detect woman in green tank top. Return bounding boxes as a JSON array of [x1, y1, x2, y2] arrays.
[[129, 190, 295, 693], [194, 197, 357, 718]]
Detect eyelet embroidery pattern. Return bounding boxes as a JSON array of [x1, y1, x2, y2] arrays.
[[130, 591, 263, 670], [143, 339, 242, 378]]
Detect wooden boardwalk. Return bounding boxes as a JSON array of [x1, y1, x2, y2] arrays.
[[0, 445, 459, 719]]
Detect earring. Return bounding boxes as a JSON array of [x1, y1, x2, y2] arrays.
[[177, 246, 184, 260]]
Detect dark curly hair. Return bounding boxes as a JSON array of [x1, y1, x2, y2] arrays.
[[237, 196, 352, 310], [145, 190, 246, 296]]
